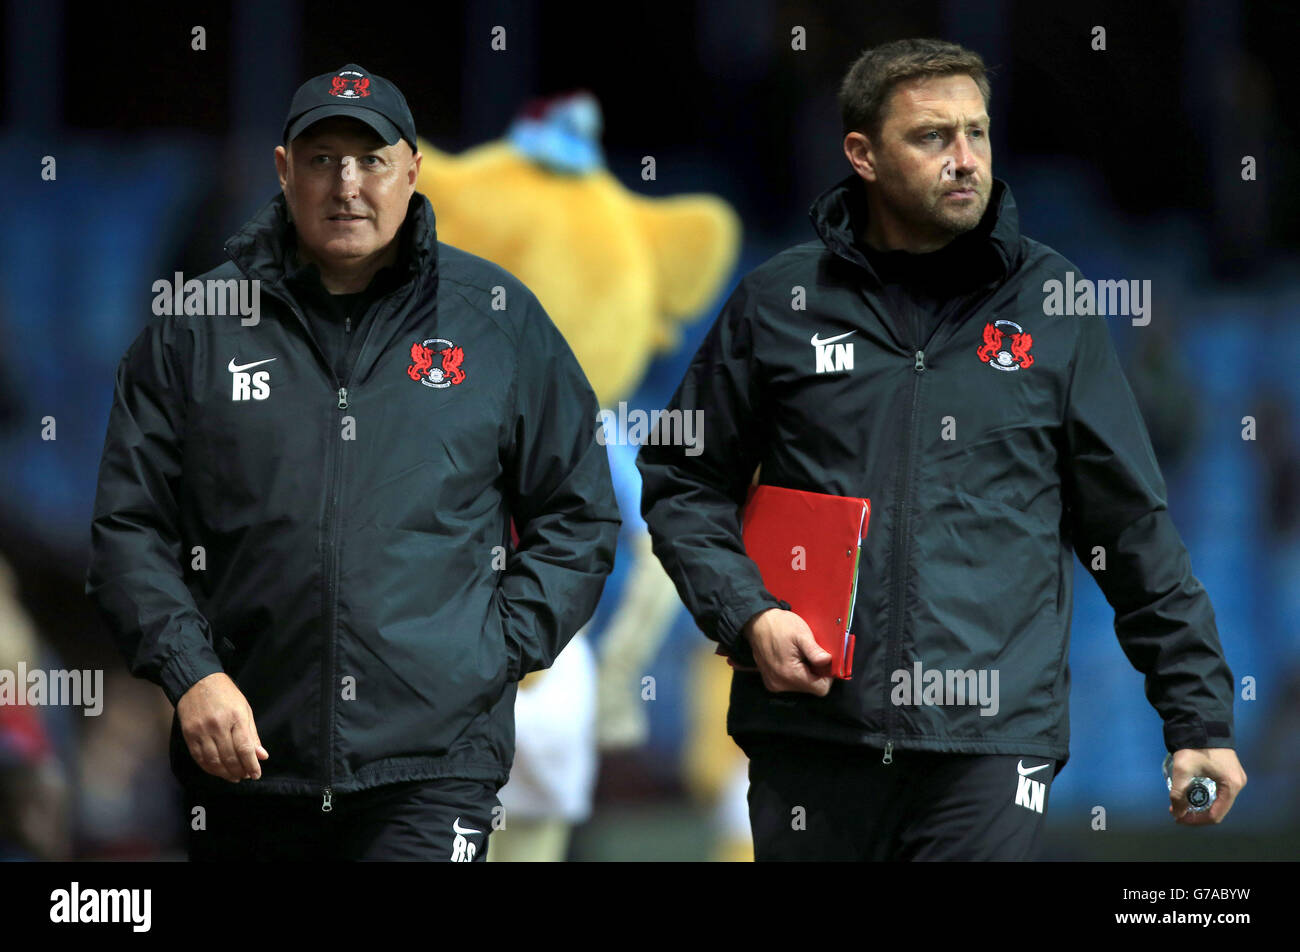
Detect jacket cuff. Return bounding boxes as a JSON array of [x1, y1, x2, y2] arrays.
[[158, 644, 225, 707], [716, 594, 786, 668], [1163, 713, 1234, 752]]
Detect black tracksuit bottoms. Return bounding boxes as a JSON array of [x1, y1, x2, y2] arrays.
[[738, 734, 1056, 861], [182, 777, 502, 861]]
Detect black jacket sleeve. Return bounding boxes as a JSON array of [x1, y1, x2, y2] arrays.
[[635, 280, 782, 665], [85, 319, 224, 706], [1063, 312, 1236, 754], [497, 296, 621, 681]]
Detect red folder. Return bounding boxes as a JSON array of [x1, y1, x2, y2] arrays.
[[738, 485, 870, 680]]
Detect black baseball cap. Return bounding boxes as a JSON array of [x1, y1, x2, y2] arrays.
[[283, 63, 417, 151]]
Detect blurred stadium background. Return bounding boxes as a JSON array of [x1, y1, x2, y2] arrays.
[[2, 0, 1298, 860]]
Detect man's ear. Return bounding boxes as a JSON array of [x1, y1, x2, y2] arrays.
[[275, 144, 289, 190], [407, 149, 422, 193], [844, 131, 879, 184]]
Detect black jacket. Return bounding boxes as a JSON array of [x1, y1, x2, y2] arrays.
[[86, 192, 620, 800], [637, 175, 1235, 772]]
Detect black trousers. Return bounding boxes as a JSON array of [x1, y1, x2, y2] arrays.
[[740, 734, 1055, 861], [183, 778, 501, 861]]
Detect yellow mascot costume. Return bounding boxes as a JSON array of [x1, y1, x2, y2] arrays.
[[416, 92, 751, 861]]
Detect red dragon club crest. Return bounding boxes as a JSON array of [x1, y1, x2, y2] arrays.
[[977, 321, 1034, 370], [407, 340, 467, 387], [329, 76, 370, 98]]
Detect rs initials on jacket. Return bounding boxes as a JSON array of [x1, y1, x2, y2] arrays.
[[228, 356, 276, 401]]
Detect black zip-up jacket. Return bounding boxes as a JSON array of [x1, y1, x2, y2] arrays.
[[637, 175, 1235, 772], [86, 192, 620, 802]]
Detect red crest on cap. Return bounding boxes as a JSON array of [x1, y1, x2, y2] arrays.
[[329, 74, 371, 98]]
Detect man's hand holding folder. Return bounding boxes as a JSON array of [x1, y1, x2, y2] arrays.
[[737, 608, 835, 696], [730, 484, 871, 695]]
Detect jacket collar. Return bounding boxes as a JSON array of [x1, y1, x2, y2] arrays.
[[808, 173, 1022, 287], [224, 190, 440, 292]]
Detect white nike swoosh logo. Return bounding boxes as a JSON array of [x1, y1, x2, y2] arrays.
[[810, 330, 856, 347], [452, 817, 480, 836], [228, 357, 277, 373], [1017, 760, 1050, 777]]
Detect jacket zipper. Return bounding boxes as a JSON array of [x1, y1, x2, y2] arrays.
[[838, 254, 1001, 765], [882, 347, 926, 764], [252, 283, 347, 811], [239, 280, 394, 811], [317, 301, 391, 812], [870, 276, 999, 765], [320, 398, 344, 812]]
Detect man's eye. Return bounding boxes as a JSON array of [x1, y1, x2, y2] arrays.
[[310, 155, 332, 166], [363, 155, 382, 166], [970, 128, 984, 138], [924, 131, 942, 141]]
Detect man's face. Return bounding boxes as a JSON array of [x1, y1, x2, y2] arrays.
[[849, 74, 992, 248], [274, 116, 421, 268]]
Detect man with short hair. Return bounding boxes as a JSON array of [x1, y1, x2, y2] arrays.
[[87, 63, 620, 861], [637, 38, 1245, 860]]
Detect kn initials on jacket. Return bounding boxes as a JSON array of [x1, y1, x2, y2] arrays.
[[86, 192, 621, 801], [637, 175, 1236, 774]]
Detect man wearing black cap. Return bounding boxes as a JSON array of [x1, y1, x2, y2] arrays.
[[275, 64, 424, 383], [86, 64, 620, 860]]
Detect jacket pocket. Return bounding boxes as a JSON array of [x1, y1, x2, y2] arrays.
[[214, 635, 245, 677], [483, 589, 513, 687], [341, 597, 511, 760]]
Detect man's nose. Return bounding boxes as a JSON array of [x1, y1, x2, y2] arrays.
[[951, 134, 979, 174], [334, 156, 359, 198]]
